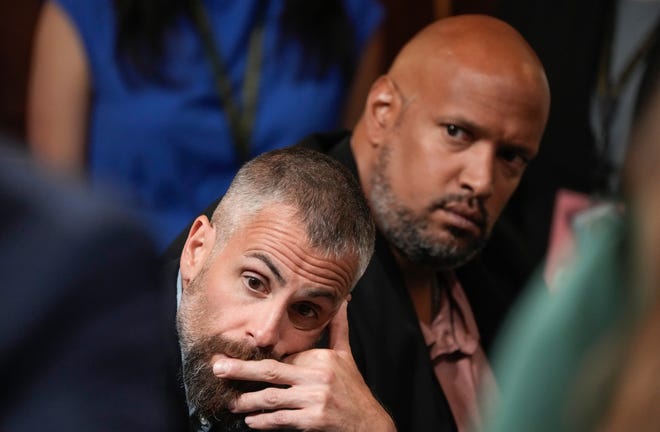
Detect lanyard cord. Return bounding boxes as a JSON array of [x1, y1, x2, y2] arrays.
[[191, 0, 266, 163], [594, 3, 659, 194]]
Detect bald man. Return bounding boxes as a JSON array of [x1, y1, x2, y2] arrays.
[[166, 14, 549, 432], [344, 15, 547, 432]]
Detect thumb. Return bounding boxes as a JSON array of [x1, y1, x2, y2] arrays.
[[328, 299, 352, 353]]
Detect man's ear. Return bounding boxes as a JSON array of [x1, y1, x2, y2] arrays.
[[180, 215, 216, 289], [364, 75, 402, 145]]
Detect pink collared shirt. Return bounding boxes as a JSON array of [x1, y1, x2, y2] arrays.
[[419, 273, 498, 432]]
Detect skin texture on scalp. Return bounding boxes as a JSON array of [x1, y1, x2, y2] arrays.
[[388, 15, 549, 105]]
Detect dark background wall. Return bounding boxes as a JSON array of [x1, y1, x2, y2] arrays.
[[0, 0, 41, 142]]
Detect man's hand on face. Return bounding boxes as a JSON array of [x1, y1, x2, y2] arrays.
[[212, 301, 396, 431]]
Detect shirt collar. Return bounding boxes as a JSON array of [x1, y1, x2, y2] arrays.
[[419, 271, 481, 359]]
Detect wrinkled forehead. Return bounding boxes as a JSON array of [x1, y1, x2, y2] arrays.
[[231, 206, 359, 294]]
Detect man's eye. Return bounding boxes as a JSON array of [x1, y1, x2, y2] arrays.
[[289, 302, 331, 331], [244, 275, 265, 292], [498, 149, 530, 176], [500, 149, 529, 166], [446, 124, 461, 136], [293, 302, 318, 319], [444, 124, 470, 141]]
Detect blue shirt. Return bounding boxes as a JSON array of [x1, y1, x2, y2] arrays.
[[55, 0, 383, 248]]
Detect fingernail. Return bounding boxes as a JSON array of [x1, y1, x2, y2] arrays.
[[213, 360, 228, 375]]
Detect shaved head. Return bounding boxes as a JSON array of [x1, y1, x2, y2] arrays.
[[389, 15, 549, 117]]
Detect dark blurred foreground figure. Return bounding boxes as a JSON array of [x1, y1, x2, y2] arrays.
[[487, 66, 660, 432], [0, 135, 187, 431], [166, 15, 550, 432]]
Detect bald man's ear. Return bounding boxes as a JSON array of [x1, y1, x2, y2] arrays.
[[364, 76, 402, 145], [180, 215, 216, 290]]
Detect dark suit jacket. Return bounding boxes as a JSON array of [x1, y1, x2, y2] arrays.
[[164, 131, 527, 432], [0, 140, 188, 431]]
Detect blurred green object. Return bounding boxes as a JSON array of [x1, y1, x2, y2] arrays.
[[487, 209, 642, 432]]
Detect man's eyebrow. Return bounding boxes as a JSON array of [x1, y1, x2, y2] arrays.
[[246, 252, 285, 284], [301, 288, 341, 305]]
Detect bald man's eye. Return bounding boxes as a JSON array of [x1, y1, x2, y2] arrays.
[[443, 124, 471, 142], [498, 148, 530, 176], [446, 124, 460, 136]]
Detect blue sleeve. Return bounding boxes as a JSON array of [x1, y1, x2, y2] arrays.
[[341, 0, 384, 54]]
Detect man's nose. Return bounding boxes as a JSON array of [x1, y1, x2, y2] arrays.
[[459, 143, 495, 199], [246, 306, 286, 352]]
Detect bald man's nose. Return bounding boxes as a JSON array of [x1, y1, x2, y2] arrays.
[[459, 144, 495, 199]]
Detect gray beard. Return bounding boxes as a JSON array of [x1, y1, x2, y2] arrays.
[[179, 333, 300, 432], [368, 146, 489, 269], [176, 268, 319, 431], [180, 332, 275, 425]]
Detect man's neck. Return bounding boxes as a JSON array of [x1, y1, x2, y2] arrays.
[[391, 247, 441, 325]]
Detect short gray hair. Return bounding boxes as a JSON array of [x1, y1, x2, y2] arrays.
[[210, 146, 375, 286]]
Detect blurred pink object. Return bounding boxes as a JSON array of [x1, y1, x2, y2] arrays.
[[544, 189, 594, 289]]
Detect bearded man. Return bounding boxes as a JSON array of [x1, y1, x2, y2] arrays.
[[166, 146, 394, 431]]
